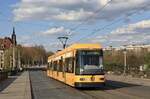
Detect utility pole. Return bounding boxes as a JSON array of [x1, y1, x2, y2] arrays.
[[28, 60, 30, 67], [18, 50, 21, 69], [57, 36, 69, 49], [10, 56, 12, 69], [123, 48, 127, 76], [12, 46, 16, 70], [41, 57, 43, 66]]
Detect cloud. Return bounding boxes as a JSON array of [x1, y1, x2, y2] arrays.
[[40, 26, 72, 36], [111, 20, 150, 35], [53, 9, 93, 21], [92, 19, 150, 46], [21, 42, 34, 47], [18, 35, 31, 41], [13, 0, 150, 21]]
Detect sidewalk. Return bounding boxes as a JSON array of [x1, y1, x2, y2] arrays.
[[106, 74, 150, 86], [0, 71, 31, 99]]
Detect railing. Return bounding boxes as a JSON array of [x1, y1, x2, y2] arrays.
[[0, 71, 8, 82]]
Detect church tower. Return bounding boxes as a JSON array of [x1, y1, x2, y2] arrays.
[[11, 27, 17, 46]]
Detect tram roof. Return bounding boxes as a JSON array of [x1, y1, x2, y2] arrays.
[[48, 43, 102, 59], [66, 43, 102, 49]]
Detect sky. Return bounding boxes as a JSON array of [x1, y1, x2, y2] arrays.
[[0, 0, 150, 51]]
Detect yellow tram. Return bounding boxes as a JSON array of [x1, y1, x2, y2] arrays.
[[47, 43, 105, 87]]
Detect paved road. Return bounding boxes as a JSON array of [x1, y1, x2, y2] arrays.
[[30, 71, 150, 99]]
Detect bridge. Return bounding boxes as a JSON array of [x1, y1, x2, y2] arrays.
[[0, 67, 150, 99]]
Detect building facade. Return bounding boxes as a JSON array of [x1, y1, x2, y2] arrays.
[[0, 28, 17, 70], [104, 44, 150, 52], [0, 50, 4, 70]]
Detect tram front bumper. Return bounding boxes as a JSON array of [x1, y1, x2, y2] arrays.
[[75, 82, 105, 88]]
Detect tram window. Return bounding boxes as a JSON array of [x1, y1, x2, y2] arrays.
[[65, 57, 74, 73], [49, 62, 51, 70], [56, 60, 59, 76], [50, 62, 53, 69], [57, 61, 59, 71], [51, 62, 54, 70], [59, 59, 63, 72], [50, 62, 53, 70], [76, 56, 80, 72], [47, 63, 49, 69], [53, 61, 57, 71]]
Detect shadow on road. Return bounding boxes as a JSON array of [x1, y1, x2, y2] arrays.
[[0, 74, 21, 92], [78, 80, 141, 91], [106, 80, 141, 89]]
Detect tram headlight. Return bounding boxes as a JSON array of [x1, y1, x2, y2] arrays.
[[80, 68, 84, 72], [80, 78, 86, 81]]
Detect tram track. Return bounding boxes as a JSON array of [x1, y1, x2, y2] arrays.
[[29, 71, 35, 99], [77, 88, 106, 99], [77, 81, 146, 99], [29, 71, 150, 99], [104, 81, 148, 99]]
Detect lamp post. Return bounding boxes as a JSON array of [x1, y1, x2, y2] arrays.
[[123, 48, 127, 76], [12, 46, 16, 70], [18, 50, 21, 70], [10, 55, 12, 69]]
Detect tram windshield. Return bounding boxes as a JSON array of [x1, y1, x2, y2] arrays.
[[76, 50, 104, 74]]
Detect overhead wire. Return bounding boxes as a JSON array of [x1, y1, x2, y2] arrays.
[[69, 0, 113, 31], [72, 4, 150, 43], [0, 1, 149, 46], [65, 0, 113, 38], [55, 0, 113, 48], [0, 0, 113, 36]]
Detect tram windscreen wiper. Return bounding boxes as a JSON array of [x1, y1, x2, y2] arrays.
[[82, 55, 100, 66], [84, 65, 100, 70], [76, 50, 104, 74]]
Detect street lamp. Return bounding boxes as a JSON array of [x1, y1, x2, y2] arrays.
[[12, 45, 16, 70], [10, 55, 12, 69], [123, 48, 127, 76]]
